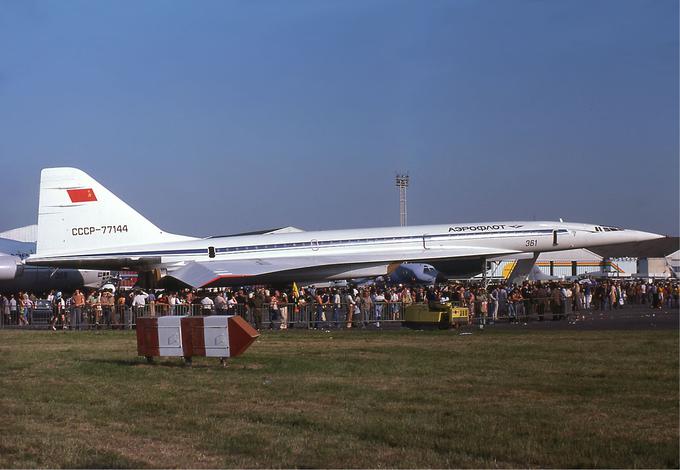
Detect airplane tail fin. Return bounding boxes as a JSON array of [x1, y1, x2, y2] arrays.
[[36, 167, 194, 255]]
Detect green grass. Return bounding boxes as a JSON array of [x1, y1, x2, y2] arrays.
[[0, 328, 677, 468]]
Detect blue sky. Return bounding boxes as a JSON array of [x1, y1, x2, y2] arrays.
[[1, 0, 678, 236]]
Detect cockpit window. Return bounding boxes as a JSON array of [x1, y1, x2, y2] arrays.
[[595, 226, 622, 232]]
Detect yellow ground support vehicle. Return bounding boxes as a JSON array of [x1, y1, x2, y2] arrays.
[[403, 303, 470, 329]]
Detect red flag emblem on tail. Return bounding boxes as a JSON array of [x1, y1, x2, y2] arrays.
[[67, 188, 97, 203]]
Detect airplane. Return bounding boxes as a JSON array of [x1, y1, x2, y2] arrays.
[[386, 263, 439, 285], [345, 263, 439, 288], [25, 167, 666, 289], [0, 235, 109, 292]]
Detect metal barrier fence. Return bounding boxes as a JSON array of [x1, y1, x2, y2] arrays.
[[1, 297, 676, 330], [114, 301, 411, 330], [0, 301, 412, 330]]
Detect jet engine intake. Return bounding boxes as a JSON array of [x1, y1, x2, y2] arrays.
[[0, 255, 20, 280]]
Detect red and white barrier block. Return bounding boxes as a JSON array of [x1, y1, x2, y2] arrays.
[[136, 315, 259, 365]]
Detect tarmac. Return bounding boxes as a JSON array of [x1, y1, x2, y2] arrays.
[[484, 304, 679, 331]]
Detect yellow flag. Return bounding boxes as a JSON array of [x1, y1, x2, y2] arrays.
[[292, 282, 300, 299]]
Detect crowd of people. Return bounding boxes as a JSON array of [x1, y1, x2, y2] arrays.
[[1, 278, 678, 330]]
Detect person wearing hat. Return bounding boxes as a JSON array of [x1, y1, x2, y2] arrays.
[[100, 288, 115, 328], [50, 292, 66, 330]]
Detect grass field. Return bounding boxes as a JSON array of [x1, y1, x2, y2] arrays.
[[0, 327, 677, 468]]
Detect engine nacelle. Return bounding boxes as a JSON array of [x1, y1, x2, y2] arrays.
[[0, 255, 19, 280]]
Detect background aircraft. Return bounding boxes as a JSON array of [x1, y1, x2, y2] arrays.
[[0, 231, 109, 293]]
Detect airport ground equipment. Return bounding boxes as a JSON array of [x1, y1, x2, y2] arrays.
[[136, 315, 259, 365], [30, 299, 53, 325], [403, 303, 470, 329]]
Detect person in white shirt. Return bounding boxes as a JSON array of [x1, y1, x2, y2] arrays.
[[390, 291, 400, 320], [279, 292, 289, 330], [201, 296, 214, 315], [345, 291, 356, 328], [332, 290, 342, 327], [132, 291, 148, 320], [227, 294, 238, 312], [9, 295, 17, 324], [373, 290, 385, 328], [168, 293, 177, 315], [132, 291, 147, 307]]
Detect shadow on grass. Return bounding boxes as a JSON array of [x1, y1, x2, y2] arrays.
[[83, 358, 229, 369], [66, 449, 148, 469]]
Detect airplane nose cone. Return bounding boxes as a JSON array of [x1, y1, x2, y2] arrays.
[[627, 230, 666, 243]]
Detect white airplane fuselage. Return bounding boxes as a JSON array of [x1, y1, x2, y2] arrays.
[[28, 220, 662, 285], [25, 168, 665, 288]]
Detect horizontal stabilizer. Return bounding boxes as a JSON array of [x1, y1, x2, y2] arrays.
[[0, 225, 38, 243]]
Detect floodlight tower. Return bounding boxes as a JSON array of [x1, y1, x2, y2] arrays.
[[395, 173, 409, 227]]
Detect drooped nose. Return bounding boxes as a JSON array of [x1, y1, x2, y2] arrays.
[[625, 230, 666, 243]]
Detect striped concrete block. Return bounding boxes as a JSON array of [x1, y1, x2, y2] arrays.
[[136, 315, 259, 362]]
